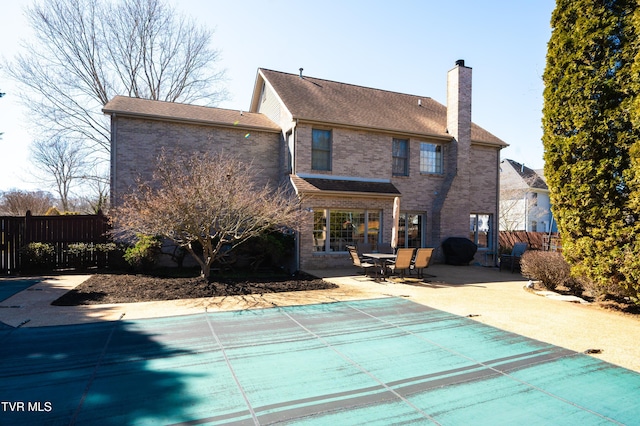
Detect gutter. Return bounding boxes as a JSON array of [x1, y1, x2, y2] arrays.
[[100, 109, 281, 134], [293, 189, 400, 199], [110, 114, 117, 208], [293, 118, 453, 143]]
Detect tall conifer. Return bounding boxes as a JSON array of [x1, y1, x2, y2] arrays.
[[542, 0, 640, 301]]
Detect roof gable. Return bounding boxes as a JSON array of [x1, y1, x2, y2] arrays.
[[252, 68, 506, 146]]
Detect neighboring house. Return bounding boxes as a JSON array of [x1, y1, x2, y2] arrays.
[[499, 159, 557, 233], [104, 61, 507, 270]]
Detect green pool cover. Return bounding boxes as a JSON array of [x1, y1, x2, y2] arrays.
[[1, 297, 639, 425], [0, 278, 41, 302]]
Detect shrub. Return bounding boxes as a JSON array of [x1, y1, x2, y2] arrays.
[[67, 242, 121, 269], [67, 242, 94, 256], [67, 242, 117, 256], [124, 235, 162, 271], [96, 243, 117, 253], [520, 251, 581, 292], [21, 242, 55, 269]]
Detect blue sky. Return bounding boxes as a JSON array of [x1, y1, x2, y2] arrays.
[[0, 0, 556, 192]]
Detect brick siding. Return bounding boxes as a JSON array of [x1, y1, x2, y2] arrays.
[[111, 116, 282, 205]]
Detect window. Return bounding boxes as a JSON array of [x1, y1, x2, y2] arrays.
[[469, 213, 492, 248], [313, 209, 380, 252], [312, 129, 331, 171], [397, 212, 425, 248], [392, 138, 409, 176], [420, 142, 443, 174]]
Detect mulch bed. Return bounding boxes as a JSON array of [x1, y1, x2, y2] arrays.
[[51, 272, 337, 306]]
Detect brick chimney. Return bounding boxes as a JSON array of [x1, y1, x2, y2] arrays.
[[432, 60, 473, 248], [447, 59, 472, 155]]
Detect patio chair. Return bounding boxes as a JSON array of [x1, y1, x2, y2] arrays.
[[377, 242, 394, 254], [356, 242, 372, 258], [348, 246, 375, 276], [499, 242, 528, 273], [387, 248, 415, 280], [411, 248, 434, 279]]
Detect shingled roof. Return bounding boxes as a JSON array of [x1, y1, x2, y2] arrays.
[[290, 175, 401, 197], [103, 96, 281, 132], [503, 159, 548, 190], [253, 68, 506, 146]]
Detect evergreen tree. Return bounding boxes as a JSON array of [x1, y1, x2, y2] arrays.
[[542, 0, 640, 301]]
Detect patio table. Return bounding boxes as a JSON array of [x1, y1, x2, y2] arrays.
[[362, 253, 397, 281]]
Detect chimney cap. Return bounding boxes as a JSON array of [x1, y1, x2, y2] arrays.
[[455, 59, 465, 67]]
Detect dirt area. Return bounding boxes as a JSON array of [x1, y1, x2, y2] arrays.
[[526, 281, 640, 316], [51, 272, 337, 306], [49, 269, 640, 316]]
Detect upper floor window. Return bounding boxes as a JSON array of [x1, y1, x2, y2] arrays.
[[312, 129, 332, 171], [392, 138, 409, 176], [420, 142, 443, 174]]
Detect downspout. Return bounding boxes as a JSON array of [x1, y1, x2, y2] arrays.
[[292, 119, 298, 174], [292, 119, 300, 272], [110, 114, 117, 208], [523, 193, 528, 232], [495, 151, 501, 263]]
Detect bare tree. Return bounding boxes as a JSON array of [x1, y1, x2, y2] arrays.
[[5, 0, 226, 155], [0, 87, 4, 139], [83, 175, 110, 214], [499, 187, 530, 231], [30, 137, 90, 212], [112, 152, 305, 279], [0, 190, 56, 215], [74, 169, 110, 214]]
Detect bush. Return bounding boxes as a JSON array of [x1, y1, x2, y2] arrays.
[[216, 230, 295, 272], [21, 242, 55, 269], [67, 242, 95, 256], [520, 251, 581, 292], [67, 242, 121, 269], [124, 235, 162, 271]]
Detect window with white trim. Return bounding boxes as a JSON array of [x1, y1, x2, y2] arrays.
[[420, 142, 443, 174]]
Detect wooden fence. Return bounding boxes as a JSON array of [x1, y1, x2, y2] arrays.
[[499, 231, 562, 252], [0, 211, 111, 275]]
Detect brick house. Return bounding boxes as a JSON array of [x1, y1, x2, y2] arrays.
[[104, 61, 507, 270]]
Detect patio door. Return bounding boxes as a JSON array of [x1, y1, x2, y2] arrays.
[[397, 212, 425, 248]]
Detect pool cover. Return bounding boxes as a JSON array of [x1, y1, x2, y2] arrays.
[[0, 278, 41, 303], [1, 297, 639, 425]]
